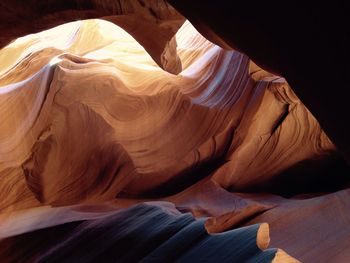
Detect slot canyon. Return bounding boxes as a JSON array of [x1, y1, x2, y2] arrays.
[[0, 1, 349, 262]]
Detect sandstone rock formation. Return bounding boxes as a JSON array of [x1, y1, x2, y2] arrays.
[[0, 0, 185, 74], [168, 0, 350, 164], [0, 2, 349, 262], [0, 202, 299, 262]]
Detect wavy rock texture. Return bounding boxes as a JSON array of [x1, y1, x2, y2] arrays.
[[168, 0, 350, 164], [0, 18, 349, 262], [0, 0, 184, 74], [0, 202, 298, 263]]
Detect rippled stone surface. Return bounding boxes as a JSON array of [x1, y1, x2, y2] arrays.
[[0, 17, 349, 263]]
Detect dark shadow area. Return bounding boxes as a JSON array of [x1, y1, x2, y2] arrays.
[[238, 153, 350, 198]]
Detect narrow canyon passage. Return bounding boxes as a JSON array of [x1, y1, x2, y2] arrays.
[[0, 2, 349, 262]]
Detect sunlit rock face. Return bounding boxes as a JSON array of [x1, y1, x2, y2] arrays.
[[0, 0, 185, 74], [0, 17, 349, 263], [168, 0, 350, 165]]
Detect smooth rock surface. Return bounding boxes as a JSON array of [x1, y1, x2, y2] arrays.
[[0, 16, 349, 263]]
